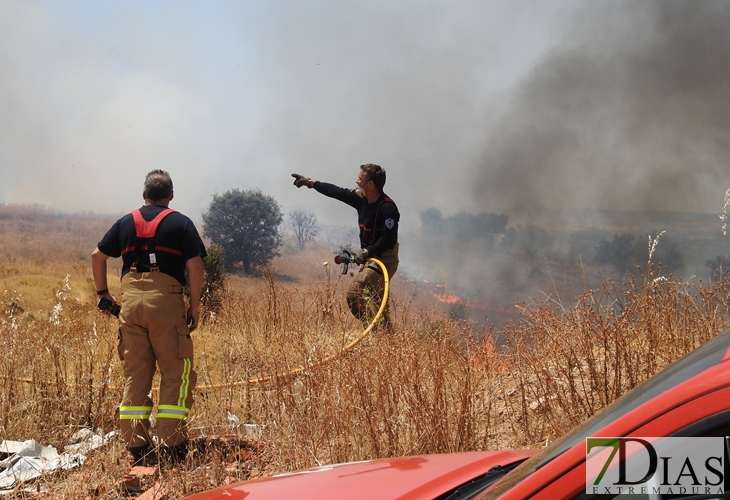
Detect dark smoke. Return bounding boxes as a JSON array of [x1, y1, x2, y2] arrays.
[[475, 1, 730, 214], [402, 2, 730, 325]]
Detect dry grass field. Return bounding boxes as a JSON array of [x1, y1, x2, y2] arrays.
[[1, 205, 730, 498]]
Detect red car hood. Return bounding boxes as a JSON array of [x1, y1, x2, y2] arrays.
[[183, 450, 535, 500]]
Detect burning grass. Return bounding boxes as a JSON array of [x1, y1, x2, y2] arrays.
[[1, 207, 730, 497]]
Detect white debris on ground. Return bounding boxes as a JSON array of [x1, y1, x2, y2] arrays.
[[64, 428, 116, 455], [0, 429, 116, 493], [227, 412, 265, 439]]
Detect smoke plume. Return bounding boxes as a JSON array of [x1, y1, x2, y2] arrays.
[[475, 1, 730, 214]]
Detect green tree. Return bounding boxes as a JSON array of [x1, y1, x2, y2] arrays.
[[568, 227, 608, 264], [289, 209, 319, 250], [595, 232, 684, 275], [184, 243, 227, 317], [420, 207, 508, 244], [502, 224, 554, 257], [201, 243, 227, 312], [449, 211, 508, 242], [420, 207, 443, 232], [595, 233, 637, 273], [639, 232, 684, 275], [201, 188, 283, 274]]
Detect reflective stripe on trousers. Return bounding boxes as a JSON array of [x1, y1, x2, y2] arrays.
[[119, 406, 153, 420]]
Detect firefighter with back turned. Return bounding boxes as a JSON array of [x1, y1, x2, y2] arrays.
[[91, 169, 206, 466]]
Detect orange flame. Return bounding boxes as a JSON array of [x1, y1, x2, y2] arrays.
[[431, 291, 461, 304]]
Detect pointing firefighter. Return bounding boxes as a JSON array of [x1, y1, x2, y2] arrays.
[[292, 164, 399, 329], [91, 170, 206, 466]]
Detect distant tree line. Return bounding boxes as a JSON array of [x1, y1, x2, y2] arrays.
[[199, 190, 697, 280], [419, 207, 687, 276], [592, 232, 684, 274], [420, 208, 508, 245], [420, 208, 553, 255]]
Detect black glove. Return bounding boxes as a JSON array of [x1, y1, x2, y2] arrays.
[[353, 249, 369, 266], [292, 173, 311, 188]]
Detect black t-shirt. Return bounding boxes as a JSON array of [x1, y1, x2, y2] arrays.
[[97, 205, 207, 285], [313, 181, 399, 256]]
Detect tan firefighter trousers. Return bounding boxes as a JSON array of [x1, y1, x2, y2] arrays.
[[117, 271, 197, 449], [346, 243, 399, 327]]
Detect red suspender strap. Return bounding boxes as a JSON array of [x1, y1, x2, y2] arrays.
[[131, 208, 176, 238], [121, 245, 183, 256], [122, 208, 179, 257]]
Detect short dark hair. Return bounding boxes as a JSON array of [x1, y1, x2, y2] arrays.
[[360, 163, 386, 191], [144, 170, 173, 201]]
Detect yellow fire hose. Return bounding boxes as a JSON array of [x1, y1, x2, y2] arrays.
[[200, 257, 390, 389], [13, 258, 390, 392]]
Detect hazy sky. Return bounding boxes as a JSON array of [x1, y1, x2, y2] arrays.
[[2, 0, 729, 230]]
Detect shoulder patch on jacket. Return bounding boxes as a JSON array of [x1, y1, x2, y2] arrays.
[[385, 218, 395, 229]]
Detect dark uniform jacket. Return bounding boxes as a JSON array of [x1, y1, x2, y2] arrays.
[[313, 181, 399, 256], [97, 205, 207, 286]]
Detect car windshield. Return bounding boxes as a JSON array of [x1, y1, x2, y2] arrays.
[[484, 329, 730, 498], [437, 460, 527, 500]]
